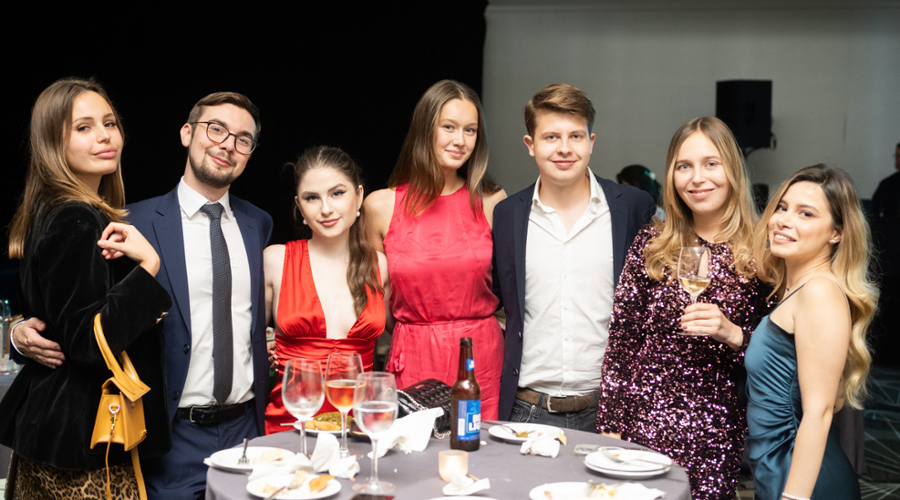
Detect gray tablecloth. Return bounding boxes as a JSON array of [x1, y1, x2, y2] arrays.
[[206, 425, 691, 500], [0, 373, 16, 479]]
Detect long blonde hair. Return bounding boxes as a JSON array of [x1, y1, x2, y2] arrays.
[[388, 80, 499, 216], [751, 165, 877, 409], [644, 117, 758, 281], [8, 78, 126, 259]]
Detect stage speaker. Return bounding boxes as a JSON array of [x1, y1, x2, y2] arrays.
[[716, 80, 772, 149]]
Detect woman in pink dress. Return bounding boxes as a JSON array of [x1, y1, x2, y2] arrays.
[[365, 80, 506, 420]]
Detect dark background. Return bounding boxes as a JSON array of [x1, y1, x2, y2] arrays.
[[1, 2, 488, 314]]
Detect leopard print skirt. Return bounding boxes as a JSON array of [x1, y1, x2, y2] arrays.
[[7, 453, 139, 500]]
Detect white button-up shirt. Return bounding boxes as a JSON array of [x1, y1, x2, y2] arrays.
[[177, 179, 254, 407], [519, 169, 615, 397]]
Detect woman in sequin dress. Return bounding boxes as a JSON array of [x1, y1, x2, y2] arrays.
[[745, 166, 875, 500], [597, 117, 770, 500], [365, 80, 506, 419]]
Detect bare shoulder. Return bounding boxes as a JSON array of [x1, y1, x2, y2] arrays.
[[263, 244, 286, 272], [795, 275, 850, 334], [364, 188, 396, 216], [482, 188, 507, 227]]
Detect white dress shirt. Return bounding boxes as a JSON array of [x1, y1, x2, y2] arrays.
[[519, 169, 615, 397], [177, 179, 254, 407]]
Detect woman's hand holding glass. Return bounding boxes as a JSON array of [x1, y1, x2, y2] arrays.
[[282, 359, 324, 457], [680, 304, 744, 350]]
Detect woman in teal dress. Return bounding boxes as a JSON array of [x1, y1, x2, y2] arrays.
[[745, 165, 877, 500]]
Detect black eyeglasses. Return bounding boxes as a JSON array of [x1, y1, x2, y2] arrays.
[[193, 121, 258, 155]]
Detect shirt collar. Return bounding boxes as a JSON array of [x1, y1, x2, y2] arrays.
[[177, 177, 233, 220], [532, 167, 604, 213]]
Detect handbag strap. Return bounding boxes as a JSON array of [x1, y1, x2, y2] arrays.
[[93, 314, 150, 401]]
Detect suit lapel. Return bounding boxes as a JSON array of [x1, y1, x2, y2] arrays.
[[231, 198, 261, 343], [153, 189, 192, 337], [513, 186, 533, 324], [598, 176, 628, 285]]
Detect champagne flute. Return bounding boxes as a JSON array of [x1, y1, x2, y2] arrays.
[[325, 352, 364, 458], [677, 246, 711, 335], [282, 359, 324, 457], [352, 372, 398, 494]]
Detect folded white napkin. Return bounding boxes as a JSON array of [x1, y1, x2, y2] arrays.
[[246, 454, 313, 482], [519, 433, 560, 458], [442, 474, 492, 496], [612, 483, 666, 499], [328, 455, 360, 479], [310, 432, 340, 472], [367, 407, 444, 459]]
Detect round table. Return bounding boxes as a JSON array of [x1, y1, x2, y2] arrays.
[[205, 424, 691, 499]]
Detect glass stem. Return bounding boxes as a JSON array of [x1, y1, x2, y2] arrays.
[[340, 410, 349, 457], [370, 438, 379, 485], [299, 421, 308, 457]]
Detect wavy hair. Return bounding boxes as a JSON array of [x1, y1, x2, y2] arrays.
[[644, 117, 758, 281], [751, 165, 877, 409], [9, 78, 126, 259], [388, 80, 499, 216], [290, 146, 382, 316]]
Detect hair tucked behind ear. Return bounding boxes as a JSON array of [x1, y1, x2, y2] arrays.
[[9, 77, 127, 259], [289, 146, 383, 316], [751, 164, 877, 409]]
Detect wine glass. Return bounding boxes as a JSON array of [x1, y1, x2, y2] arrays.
[[325, 352, 364, 458], [282, 359, 324, 457], [352, 372, 398, 494], [677, 246, 711, 335]]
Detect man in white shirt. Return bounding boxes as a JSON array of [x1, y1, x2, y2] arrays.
[[492, 84, 655, 431]]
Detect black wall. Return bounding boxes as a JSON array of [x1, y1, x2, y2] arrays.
[[2, 3, 488, 313]]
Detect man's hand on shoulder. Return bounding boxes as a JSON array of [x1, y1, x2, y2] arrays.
[[12, 317, 65, 368]]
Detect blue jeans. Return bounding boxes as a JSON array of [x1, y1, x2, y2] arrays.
[[509, 392, 599, 433]]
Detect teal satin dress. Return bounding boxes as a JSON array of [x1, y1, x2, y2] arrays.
[[745, 291, 860, 500]]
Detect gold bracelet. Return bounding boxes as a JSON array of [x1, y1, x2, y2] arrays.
[[782, 493, 810, 500]]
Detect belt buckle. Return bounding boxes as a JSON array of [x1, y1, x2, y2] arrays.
[[189, 405, 214, 424], [546, 396, 559, 413]]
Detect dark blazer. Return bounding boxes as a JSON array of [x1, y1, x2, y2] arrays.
[[0, 202, 172, 469], [492, 175, 656, 420], [126, 186, 273, 433]]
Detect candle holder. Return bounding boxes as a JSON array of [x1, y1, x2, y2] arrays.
[[438, 450, 468, 482]]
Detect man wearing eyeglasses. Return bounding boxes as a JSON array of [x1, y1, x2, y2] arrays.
[[127, 92, 272, 500]]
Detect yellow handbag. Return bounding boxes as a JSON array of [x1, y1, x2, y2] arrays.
[[89, 313, 150, 500]]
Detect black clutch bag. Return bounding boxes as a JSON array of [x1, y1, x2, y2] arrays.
[[397, 378, 452, 438]]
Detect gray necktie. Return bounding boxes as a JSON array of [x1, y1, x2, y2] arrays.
[[200, 203, 233, 405]]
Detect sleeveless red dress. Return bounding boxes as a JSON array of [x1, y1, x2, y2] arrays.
[[383, 184, 503, 420], [264, 240, 385, 435]]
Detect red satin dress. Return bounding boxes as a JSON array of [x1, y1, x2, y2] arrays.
[[264, 240, 385, 435], [384, 184, 503, 420]]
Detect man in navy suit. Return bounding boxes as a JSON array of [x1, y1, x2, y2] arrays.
[[10, 92, 271, 497], [492, 84, 654, 431]]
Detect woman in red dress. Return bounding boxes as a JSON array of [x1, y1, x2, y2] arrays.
[[264, 146, 390, 434], [365, 80, 506, 420]]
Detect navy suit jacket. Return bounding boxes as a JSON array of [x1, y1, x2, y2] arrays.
[[127, 186, 273, 433], [491, 175, 655, 420]]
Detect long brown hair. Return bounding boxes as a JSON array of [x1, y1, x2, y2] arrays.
[[751, 165, 877, 409], [291, 146, 382, 316], [644, 117, 758, 281], [8, 78, 127, 259], [388, 79, 499, 216]]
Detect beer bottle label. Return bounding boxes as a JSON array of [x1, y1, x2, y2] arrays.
[[457, 399, 481, 441], [466, 358, 474, 371]]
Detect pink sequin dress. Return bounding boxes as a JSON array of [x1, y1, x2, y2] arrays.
[[597, 226, 770, 500], [384, 184, 503, 420]]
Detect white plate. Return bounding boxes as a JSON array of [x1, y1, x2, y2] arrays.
[[427, 497, 500, 500], [292, 421, 342, 435], [246, 473, 341, 499], [209, 447, 296, 472], [487, 423, 562, 443], [585, 447, 673, 472], [528, 482, 596, 500]]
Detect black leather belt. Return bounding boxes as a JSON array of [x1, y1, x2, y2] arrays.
[[179, 400, 253, 425], [516, 388, 596, 413]]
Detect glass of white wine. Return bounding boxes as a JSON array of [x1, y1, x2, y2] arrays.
[[352, 372, 398, 494], [282, 359, 324, 457], [677, 246, 711, 335], [325, 352, 364, 458]]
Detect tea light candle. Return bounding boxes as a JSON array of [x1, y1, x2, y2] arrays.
[[438, 450, 469, 482]]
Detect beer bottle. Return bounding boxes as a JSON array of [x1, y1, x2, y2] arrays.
[[451, 337, 481, 451]]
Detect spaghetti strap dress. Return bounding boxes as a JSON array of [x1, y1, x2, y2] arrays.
[[383, 183, 503, 420], [264, 239, 385, 435], [745, 285, 861, 500]]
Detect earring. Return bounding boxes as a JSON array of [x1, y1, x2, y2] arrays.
[[830, 238, 837, 243], [303, 219, 307, 225], [356, 211, 361, 217]]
